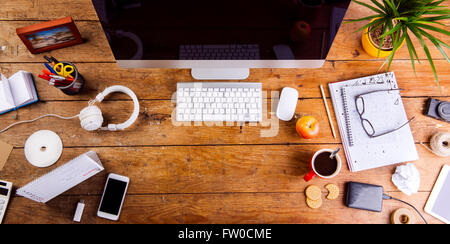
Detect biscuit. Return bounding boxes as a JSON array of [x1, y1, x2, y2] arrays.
[[306, 197, 322, 209], [305, 185, 321, 200], [325, 184, 339, 200]]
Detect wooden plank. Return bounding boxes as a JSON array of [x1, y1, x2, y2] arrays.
[[3, 192, 441, 224], [0, 60, 448, 102], [0, 0, 100, 21], [0, 21, 114, 63], [0, 145, 445, 195], [0, 98, 447, 147]]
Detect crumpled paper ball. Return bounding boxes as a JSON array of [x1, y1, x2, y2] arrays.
[[391, 163, 420, 196]]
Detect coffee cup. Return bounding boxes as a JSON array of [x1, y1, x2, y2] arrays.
[[304, 148, 342, 182]]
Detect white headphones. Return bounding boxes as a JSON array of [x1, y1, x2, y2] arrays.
[[0, 85, 140, 133], [79, 85, 140, 131]]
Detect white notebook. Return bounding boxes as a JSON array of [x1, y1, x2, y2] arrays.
[[0, 71, 38, 115], [329, 72, 418, 172], [16, 151, 104, 203]]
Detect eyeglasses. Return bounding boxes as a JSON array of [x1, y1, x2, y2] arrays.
[[355, 89, 415, 138]]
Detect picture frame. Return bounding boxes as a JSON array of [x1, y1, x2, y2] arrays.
[[16, 17, 83, 54]]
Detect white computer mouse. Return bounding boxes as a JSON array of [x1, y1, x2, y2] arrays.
[[276, 87, 299, 121]]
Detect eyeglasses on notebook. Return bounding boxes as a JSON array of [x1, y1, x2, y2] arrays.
[[355, 89, 415, 138]]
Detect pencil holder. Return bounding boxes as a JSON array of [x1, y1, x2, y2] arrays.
[[56, 61, 85, 95]]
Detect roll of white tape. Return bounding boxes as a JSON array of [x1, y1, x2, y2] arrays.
[[24, 130, 63, 167], [430, 132, 450, 157]]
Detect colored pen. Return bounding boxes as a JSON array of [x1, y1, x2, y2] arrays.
[[44, 62, 57, 74], [38, 74, 51, 81], [49, 74, 74, 81], [44, 55, 55, 65], [50, 56, 60, 64]]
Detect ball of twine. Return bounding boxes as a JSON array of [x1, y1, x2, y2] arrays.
[[429, 132, 450, 157]]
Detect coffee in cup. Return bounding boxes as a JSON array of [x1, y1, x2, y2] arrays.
[[304, 149, 342, 182]]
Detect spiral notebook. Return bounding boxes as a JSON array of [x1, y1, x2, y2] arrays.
[[329, 72, 418, 172], [16, 151, 104, 203]]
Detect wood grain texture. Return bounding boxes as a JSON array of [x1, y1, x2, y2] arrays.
[[0, 60, 449, 101], [0, 0, 449, 224], [0, 145, 445, 195], [0, 98, 448, 147], [4, 192, 440, 224]]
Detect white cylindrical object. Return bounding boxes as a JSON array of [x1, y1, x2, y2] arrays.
[[24, 130, 63, 168]]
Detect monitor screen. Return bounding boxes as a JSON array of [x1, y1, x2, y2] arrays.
[[92, 0, 350, 61]]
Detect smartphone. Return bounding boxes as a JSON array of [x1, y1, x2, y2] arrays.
[[97, 173, 129, 221]]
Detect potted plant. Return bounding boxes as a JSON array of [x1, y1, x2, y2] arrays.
[[348, 0, 450, 86]]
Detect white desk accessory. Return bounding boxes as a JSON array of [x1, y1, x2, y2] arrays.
[[0, 180, 13, 224], [328, 72, 418, 172], [425, 165, 450, 224], [0, 85, 140, 133], [73, 199, 85, 222], [24, 130, 63, 168], [276, 87, 298, 121], [16, 151, 104, 203]]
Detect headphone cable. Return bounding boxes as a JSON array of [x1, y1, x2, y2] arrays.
[[0, 113, 79, 133]]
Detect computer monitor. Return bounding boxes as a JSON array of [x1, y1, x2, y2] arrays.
[[92, 0, 351, 80]]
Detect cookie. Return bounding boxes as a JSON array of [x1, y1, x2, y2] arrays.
[[305, 185, 321, 200], [325, 183, 339, 200], [306, 196, 322, 209]]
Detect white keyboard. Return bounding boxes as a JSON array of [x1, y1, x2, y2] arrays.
[[177, 82, 263, 122]]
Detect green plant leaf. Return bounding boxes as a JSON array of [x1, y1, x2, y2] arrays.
[[385, 0, 400, 16], [408, 26, 440, 88], [404, 30, 421, 63], [413, 23, 450, 36], [345, 14, 384, 23], [352, 0, 386, 15], [369, 0, 388, 13], [417, 28, 450, 63], [379, 22, 403, 39], [403, 29, 418, 75], [353, 18, 386, 33], [419, 15, 450, 22]]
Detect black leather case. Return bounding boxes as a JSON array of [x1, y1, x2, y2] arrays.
[[345, 182, 383, 212]]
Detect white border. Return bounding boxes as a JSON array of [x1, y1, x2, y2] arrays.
[[97, 173, 130, 221], [424, 165, 450, 224]]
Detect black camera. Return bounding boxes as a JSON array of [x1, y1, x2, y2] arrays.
[[424, 98, 450, 123]]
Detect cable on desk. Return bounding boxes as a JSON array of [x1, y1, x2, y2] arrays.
[[382, 193, 428, 224], [0, 114, 79, 133]]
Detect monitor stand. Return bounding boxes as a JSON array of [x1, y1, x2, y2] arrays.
[[191, 68, 250, 80]]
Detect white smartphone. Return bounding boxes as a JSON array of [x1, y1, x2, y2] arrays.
[[97, 173, 129, 221]]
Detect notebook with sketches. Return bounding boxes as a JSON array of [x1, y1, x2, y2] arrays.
[[16, 151, 104, 203], [0, 71, 39, 115], [329, 72, 418, 172]]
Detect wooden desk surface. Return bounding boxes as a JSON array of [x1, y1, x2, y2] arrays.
[[0, 0, 449, 224]]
